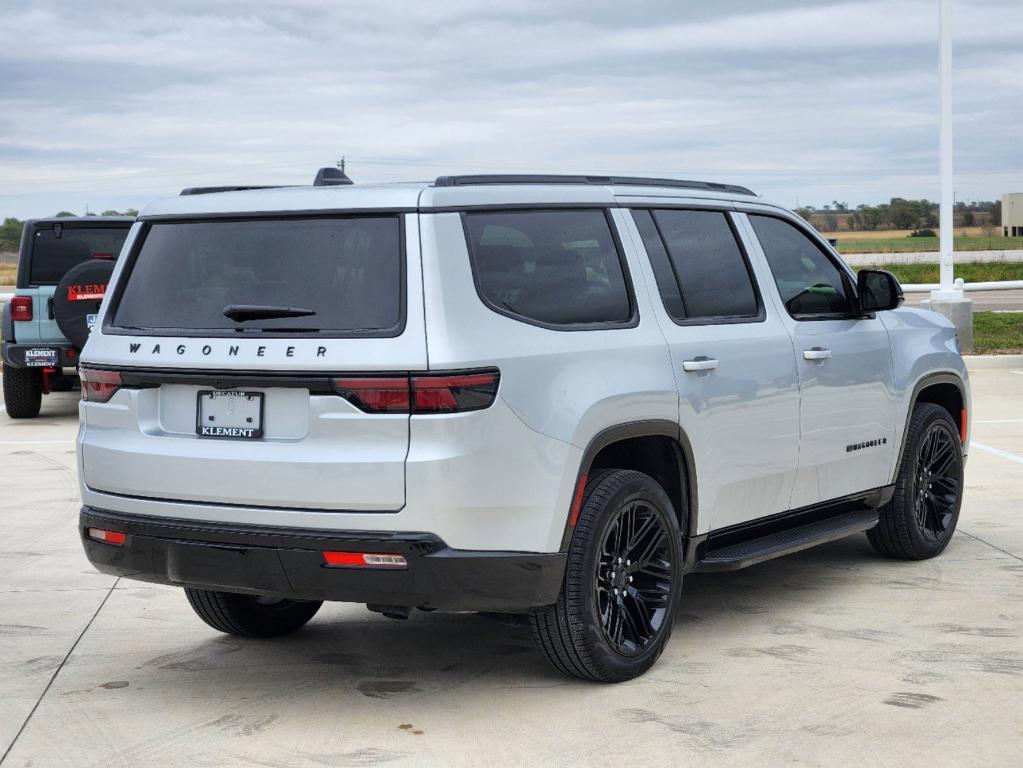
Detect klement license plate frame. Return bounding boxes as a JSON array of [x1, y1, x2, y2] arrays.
[[23, 348, 59, 367], [195, 390, 264, 440]]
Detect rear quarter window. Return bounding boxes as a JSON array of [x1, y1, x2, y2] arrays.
[[463, 210, 633, 328], [109, 216, 403, 337]]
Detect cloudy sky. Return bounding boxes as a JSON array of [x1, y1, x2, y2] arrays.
[[2, 0, 1021, 218]]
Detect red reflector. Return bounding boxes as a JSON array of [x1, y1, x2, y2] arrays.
[[333, 377, 410, 413], [87, 528, 125, 546], [567, 474, 588, 528], [11, 296, 32, 322], [960, 408, 968, 443], [66, 348, 76, 359], [322, 551, 408, 569], [79, 368, 123, 403], [411, 371, 499, 413], [92, 252, 114, 260]]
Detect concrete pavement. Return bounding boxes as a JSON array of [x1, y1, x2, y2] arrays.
[[1, 372, 1021, 767]]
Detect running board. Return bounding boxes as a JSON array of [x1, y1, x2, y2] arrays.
[[695, 509, 879, 572]]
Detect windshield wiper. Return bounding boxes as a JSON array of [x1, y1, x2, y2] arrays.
[[223, 304, 317, 322]]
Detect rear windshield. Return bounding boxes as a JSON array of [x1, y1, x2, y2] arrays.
[[111, 216, 403, 336], [30, 227, 130, 284]]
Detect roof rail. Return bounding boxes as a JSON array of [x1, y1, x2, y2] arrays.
[[179, 186, 280, 196], [433, 174, 755, 196]]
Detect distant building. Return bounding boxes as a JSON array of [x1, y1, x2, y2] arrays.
[[1003, 193, 1023, 237]]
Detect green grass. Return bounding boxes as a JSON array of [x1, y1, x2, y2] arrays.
[[836, 236, 1023, 254], [865, 261, 1023, 285], [973, 311, 1023, 355]]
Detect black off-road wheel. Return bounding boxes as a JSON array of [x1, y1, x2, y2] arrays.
[[868, 403, 964, 560], [184, 589, 322, 638], [2, 366, 43, 419], [530, 469, 683, 683]]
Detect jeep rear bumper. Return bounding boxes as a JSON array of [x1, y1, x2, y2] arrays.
[[80, 507, 566, 612], [2, 341, 78, 369]]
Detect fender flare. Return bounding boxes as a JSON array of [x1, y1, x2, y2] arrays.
[[892, 372, 967, 483], [559, 419, 698, 551]]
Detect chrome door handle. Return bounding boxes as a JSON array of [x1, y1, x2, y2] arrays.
[[803, 347, 832, 361], [682, 357, 719, 372]]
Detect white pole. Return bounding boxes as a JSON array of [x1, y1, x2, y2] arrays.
[[936, 0, 958, 297]]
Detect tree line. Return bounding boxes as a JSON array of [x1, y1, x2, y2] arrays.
[[0, 210, 139, 253], [795, 199, 1002, 233]]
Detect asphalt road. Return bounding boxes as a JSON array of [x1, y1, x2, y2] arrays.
[[1, 369, 1021, 767]]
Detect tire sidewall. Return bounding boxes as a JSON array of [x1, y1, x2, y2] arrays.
[[569, 471, 683, 680], [899, 406, 964, 556]]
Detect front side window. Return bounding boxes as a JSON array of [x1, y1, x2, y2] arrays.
[[30, 227, 130, 284], [748, 215, 853, 318], [632, 209, 759, 321], [464, 210, 632, 327], [111, 216, 403, 336]]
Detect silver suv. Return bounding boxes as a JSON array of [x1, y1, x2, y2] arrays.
[[77, 172, 970, 682]]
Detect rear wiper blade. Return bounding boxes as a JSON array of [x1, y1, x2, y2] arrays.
[[223, 304, 317, 322]]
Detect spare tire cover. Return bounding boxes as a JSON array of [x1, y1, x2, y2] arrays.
[[53, 259, 116, 349]]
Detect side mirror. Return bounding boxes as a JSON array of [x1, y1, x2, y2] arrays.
[[857, 269, 903, 313]]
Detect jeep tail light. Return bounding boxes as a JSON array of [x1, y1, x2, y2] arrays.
[[80, 367, 122, 403], [412, 371, 499, 413], [333, 376, 410, 413], [322, 551, 408, 569], [333, 370, 499, 414], [11, 295, 32, 321], [87, 528, 125, 546]]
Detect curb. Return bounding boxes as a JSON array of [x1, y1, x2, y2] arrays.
[[963, 354, 1023, 370]]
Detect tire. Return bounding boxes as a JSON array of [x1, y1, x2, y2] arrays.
[[2, 366, 42, 419], [53, 259, 116, 349], [868, 403, 964, 560], [530, 469, 684, 683], [184, 588, 322, 638]]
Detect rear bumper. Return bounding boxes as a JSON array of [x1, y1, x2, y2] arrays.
[[2, 341, 77, 369], [80, 507, 566, 612]]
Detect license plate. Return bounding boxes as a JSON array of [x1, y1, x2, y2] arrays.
[[196, 390, 264, 439], [24, 348, 58, 367]]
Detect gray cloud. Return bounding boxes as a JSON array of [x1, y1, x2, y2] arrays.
[[1, 0, 1020, 217]]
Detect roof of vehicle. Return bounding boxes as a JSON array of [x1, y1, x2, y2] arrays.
[[139, 174, 767, 220], [28, 216, 135, 225]]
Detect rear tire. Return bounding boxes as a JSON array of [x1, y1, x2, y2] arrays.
[[2, 366, 42, 419], [530, 469, 683, 683], [868, 403, 963, 560], [184, 588, 322, 638]]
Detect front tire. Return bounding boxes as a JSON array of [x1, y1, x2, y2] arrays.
[[530, 469, 683, 682], [2, 366, 42, 419], [184, 589, 322, 638], [868, 403, 964, 560]]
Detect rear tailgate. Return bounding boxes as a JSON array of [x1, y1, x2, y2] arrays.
[[79, 212, 426, 512]]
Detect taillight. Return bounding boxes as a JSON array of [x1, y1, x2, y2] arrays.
[[333, 376, 410, 413], [332, 370, 499, 414], [11, 295, 32, 321], [412, 371, 499, 413], [80, 367, 122, 403]]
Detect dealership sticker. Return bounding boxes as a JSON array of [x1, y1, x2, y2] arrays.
[[67, 283, 107, 301]]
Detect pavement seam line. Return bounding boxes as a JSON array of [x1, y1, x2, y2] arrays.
[[0, 577, 120, 766], [958, 530, 1023, 563], [971, 441, 1023, 465]]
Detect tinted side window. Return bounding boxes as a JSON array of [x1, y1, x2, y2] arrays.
[[748, 215, 853, 318], [464, 210, 632, 327], [634, 209, 759, 320], [30, 227, 130, 284]]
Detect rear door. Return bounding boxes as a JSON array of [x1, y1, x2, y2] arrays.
[[26, 223, 131, 342], [80, 213, 426, 512], [625, 206, 801, 533], [740, 211, 896, 509]]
